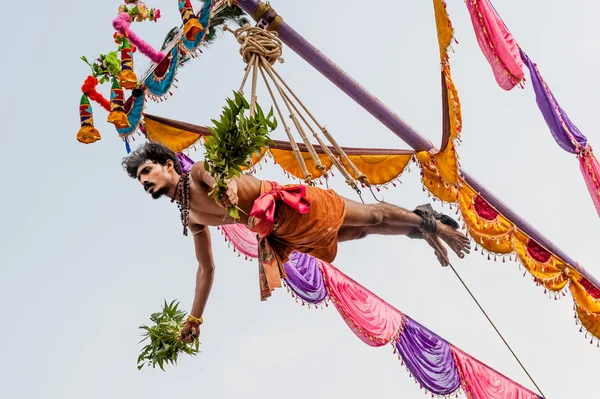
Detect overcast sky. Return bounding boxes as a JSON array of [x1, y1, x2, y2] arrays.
[[1, 0, 599, 398]]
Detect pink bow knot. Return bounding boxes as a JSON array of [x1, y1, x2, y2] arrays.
[[250, 184, 311, 222]]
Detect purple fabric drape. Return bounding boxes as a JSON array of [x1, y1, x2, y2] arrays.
[[177, 152, 195, 173], [521, 50, 587, 153], [283, 252, 327, 304], [395, 317, 461, 396]]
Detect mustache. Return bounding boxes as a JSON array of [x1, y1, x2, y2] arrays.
[[143, 182, 155, 191]]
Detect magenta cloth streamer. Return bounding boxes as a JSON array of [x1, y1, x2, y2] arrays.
[[320, 260, 403, 346], [452, 347, 541, 399], [113, 13, 165, 64], [395, 317, 460, 395], [465, 0, 524, 90], [283, 251, 327, 304], [579, 151, 600, 216]]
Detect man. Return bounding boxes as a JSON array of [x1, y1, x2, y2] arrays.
[[123, 142, 470, 343]]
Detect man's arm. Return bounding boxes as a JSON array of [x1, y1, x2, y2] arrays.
[[189, 226, 215, 318], [179, 226, 215, 342], [191, 161, 238, 208]]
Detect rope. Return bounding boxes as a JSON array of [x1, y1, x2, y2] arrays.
[[227, 25, 368, 193], [426, 235, 547, 399]]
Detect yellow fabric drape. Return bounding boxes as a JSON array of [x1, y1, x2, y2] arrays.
[[456, 181, 515, 254], [420, 160, 459, 203], [513, 230, 568, 291], [341, 154, 412, 185], [144, 116, 201, 152], [144, 115, 412, 186]]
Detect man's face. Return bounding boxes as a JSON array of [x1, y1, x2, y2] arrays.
[[136, 160, 172, 199]]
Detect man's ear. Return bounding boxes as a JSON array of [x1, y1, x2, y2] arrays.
[[165, 159, 174, 171]]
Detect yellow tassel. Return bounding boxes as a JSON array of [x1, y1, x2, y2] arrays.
[[183, 18, 204, 41], [77, 126, 101, 144], [119, 70, 138, 91], [107, 110, 130, 129]]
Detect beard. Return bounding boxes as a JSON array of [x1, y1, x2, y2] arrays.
[[151, 186, 170, 199], [145, 183, 169, 199]]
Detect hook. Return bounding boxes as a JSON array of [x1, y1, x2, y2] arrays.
[[367, 185, 383, 203]]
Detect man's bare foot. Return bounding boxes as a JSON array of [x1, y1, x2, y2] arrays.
[[436, 221, 471, 259]]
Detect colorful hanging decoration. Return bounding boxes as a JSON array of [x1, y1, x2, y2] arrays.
[[464, 0, 525, 90], [415, 0, 463, 193], [462, 1, 600, 216], [143, 114, 413, 188], [107, 78, 130, 129], [144, 46, 180, 99], [76, 1, 249, 148], [118, 37, 138, 90], [113, 11, 165, 64], [395, 317, 461, 395], [281, 252, 543, 398], [116, 91, 146, 138], [76, 94, 102, 144], [178, 0, 205, 42], [452, 347, 540, 399], [520, 50, 600, 216], [181, 0, 212, 52]]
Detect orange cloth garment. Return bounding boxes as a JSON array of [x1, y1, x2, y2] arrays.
[[249, 180, 347, 300]]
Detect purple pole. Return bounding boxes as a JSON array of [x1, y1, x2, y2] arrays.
[[236, 0, 599, 288]]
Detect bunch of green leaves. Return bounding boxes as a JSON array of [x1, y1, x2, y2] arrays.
[[137, 300, 200, 371], [80, 52, 121, 84], [204, 90, 277, 219]]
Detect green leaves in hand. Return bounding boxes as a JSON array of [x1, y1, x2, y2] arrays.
[[203, 90, 278, 219], [137, 300, 200, 371]]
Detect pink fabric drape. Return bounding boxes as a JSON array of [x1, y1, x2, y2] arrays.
[[579, 149, 600, 217], [221, 224, 259, 258], [320, 260, 404, 346], [452, 347, 540, 399], [465, 0, 524, 90]]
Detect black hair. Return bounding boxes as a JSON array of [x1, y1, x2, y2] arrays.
[[122, 141, 182, 178]]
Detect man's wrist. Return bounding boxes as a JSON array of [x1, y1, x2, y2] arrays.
[[186, 314, 203, 325]]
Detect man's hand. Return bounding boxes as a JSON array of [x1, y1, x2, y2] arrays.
[[179, 321, 200, 344], [217, 179, 238, 209]]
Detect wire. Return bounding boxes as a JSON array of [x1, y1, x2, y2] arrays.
[[426, 235, 547, 398]]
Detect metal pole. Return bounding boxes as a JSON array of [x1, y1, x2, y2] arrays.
[[235, 0, 599, 288]]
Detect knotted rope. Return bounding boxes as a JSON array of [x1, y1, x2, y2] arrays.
[[226, 25, 369, 197]]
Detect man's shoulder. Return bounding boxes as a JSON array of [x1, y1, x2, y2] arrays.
[[189, 160, 206, 175]]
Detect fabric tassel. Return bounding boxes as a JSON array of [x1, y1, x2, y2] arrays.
[[82, 76, 110, 112], [119, 40, 138, 90], [125, 137, 132, 154], [76, 94, 101, 144], [579, 148, 600, 216], [107, 78, 130, 129], [179, 0, 204, 41]]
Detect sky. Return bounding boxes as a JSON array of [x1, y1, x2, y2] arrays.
[[1, 0, 599, 398]]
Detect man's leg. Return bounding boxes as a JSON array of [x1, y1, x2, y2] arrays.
[[338, 224, 450, 266], [340, 197, 470, 259]]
